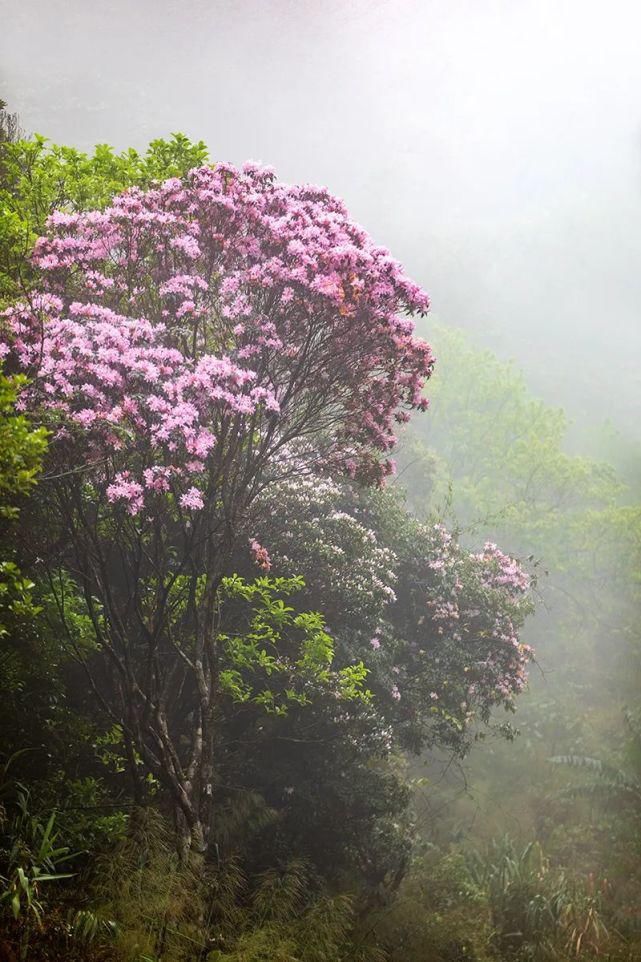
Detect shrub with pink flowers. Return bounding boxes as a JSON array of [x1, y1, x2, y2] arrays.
[[384, 520, 534, 752], [255, 479, 533, 755]]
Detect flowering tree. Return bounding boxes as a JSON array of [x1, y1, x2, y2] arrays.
[[256, 479, 533, 756], [1, 163, 433, 857]]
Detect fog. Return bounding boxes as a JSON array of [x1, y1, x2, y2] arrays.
[[3, 6, 641, 955], [2, 0, 641, 433]]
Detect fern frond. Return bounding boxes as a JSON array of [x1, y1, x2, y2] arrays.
[[550, 754, 639, 784], [623, 707, 641, 745]]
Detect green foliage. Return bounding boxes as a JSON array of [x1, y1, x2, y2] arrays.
[[75, 810, 360, 962], [0, 132, 209, 305], [208, 861, 356, 962], [0, 374, 47, 636], [3, 125, 634, 962], [392, 324, 641, 959], [400, 322, 641, 848], [549, 755, 641, 807], [550, 710, 641, 820], [0, 370, 129, 883], [405, 323, 620, 559], [218, 575, 370, 714], [0, 759, 78, 959], [87, 808, 206, 961], [0, 375, 47, 513], [0, 797, 74, 923], [365, 850, 492, 962], [467, 836, 611, 961]]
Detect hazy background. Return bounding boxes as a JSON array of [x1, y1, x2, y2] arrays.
[[2, 0, 640, 441]]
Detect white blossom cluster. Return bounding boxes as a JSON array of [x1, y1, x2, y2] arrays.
[[257, 474, 398, 626]]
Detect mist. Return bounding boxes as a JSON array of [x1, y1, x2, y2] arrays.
[[2, 4, 641, 959], [3, 0, 641, 435]]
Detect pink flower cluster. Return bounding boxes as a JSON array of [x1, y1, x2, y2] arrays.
[[472, 541, 531, 595], [3, 295, 273, 514], [1, 162, 434, 511], [423, 524, 533, 707], [249, 538, 272, 572]]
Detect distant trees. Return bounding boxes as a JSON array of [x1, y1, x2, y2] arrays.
[[400, 322, 641, 934], [0, 100, 21, 145]]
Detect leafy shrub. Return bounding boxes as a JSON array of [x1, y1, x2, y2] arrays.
[[362, 850, 493, 962]]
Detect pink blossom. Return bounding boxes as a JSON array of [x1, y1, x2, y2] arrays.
[[106, 472, 144, 515], [180, 487, 205, 511], [249, 538, 272, 572]]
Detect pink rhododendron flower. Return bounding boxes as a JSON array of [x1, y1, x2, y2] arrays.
[[249, 538, 272, 572], [180, 487, 205, 511]]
